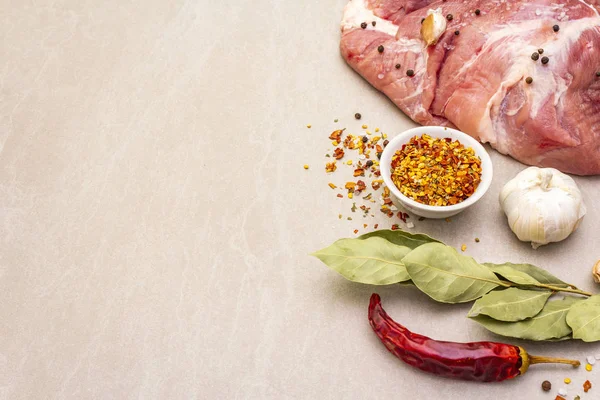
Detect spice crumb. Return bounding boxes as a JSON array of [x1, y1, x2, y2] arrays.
[[338, 214, 342, 219], [586, 363, 593, 371], [353, 229, 359, 234], [334, 119, 339, 123], [304, 165, 309, 170], [475, 237, 480, 243], [445, 218, 452, 223], [475, 9, 481, 15], [362, 124, 368, 129], [564, 378, 571, 385], [584, 379, 592, 392], [374, 224, 379, 229], [307, 124, 312, 128], [461, 244, 467, 252], [574, 396, 581, 400], [328, 183, 337, 189]]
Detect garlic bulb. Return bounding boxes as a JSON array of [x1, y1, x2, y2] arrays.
[[420, 8, 447, 46], [499, 167, 586, 249]]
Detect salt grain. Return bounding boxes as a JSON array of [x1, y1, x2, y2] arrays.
[[558, 388, 567, 397], [406, 222, 415, 229], [377, 73, 385, 79], [587, 356, 596, 365]]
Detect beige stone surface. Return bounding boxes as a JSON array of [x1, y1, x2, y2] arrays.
[[1, 1, 599, 399]]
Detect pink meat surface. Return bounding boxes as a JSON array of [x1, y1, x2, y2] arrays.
[[340, 0, 600, 175]]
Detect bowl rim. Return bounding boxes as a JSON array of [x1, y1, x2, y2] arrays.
[[379, 126, 494, 212]]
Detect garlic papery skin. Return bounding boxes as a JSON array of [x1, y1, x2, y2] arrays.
[[420, 8, 447, 46], [499, 167, 586, 249]]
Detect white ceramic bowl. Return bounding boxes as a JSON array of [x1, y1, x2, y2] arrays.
[[380, 126, 493, 219]]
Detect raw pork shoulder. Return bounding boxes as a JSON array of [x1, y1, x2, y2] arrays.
[[340, 0, 600, 175]]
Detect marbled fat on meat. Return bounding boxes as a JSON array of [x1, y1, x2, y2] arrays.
[[340, 0, 600, 175]]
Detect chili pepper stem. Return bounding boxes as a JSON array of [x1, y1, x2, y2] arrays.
[[528, 355, 581, 367]]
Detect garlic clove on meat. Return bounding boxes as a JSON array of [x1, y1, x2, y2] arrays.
[[420, 8, 447, 46], [499, 167, 586, 249]]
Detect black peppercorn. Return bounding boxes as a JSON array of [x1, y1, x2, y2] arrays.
[[446, 14, 453, 21], [366, 160, 374, 167], [541, 56, 549, 65], [361, 22, 367, 29], [355, 113, 362, 120], [372, 21, 376, 26], [538, 48, 544, 54], [407, 69, 415, 77], [553, 25, 559, 32], [454, 30, 460, 36], [362, 136, 368, 143], [526, 77, 533, 84], [475, 9, 481, 15], [395, 63, 401, 69], [378, 45, 384, 53], [541, 381, 551, 392], [531, 52, 540, 61]]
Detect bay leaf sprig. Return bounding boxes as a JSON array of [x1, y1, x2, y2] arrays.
[[312, 229, 599, 342]]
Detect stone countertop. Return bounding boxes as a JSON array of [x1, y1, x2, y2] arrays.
[[1, 1, 599, 399]]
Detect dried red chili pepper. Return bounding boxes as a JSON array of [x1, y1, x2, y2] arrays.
[[368, 294, 580, 382]]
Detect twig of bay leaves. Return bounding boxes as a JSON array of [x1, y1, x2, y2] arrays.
[[312, 229, 598, 341]]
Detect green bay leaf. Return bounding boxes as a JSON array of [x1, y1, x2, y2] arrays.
[[566, 295, 600, 342], [358, 229, 440, 249], [402, 243, 503, 303], [468, 288, 552, 322], [485, 262, 569, 288], [311, 237, 411, 285], [470, 297, 582, 341]]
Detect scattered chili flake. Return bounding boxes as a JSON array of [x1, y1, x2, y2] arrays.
[[355, 113, 362, 120], [555, 396, 565, 400], [354, 168, 365, 177], [389, 134, 482, 206], [328, 183, 337, 189], [361, 22, 367, 29], [329, 129, 345, 141], [584, 380, 592, 392], [337, 194, 343, 198], [553, 24, 560, 32], [475, 9, 481, 15], [325, 161, 337, 173], [461, 244, 467, 252], [345, 182, 356, 190], [304, 165, 309, 169], [526, 77, 533, 84], [475, 237, 480, 243], [542, 381, 552, 391], [333, 147, 345, 160], [356, 180, 367, 191], [541, 56, 549, 65], [354, 229, 359, 234], [531, 52, 540, 61], [363, 224, 367, 228], [391, 224, 400, 230], [374, 224, 379, 229]]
